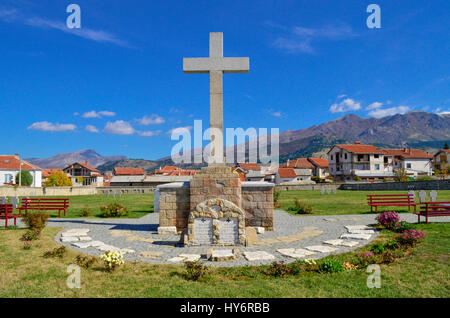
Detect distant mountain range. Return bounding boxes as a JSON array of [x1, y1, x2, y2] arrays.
[[26, 149, 126, 169], [26, 111, 450, 173]]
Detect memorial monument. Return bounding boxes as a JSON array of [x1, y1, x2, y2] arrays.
[[157, 32, 275, 246]]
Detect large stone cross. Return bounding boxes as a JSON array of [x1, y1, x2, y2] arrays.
[[183, 32, 249, 164]]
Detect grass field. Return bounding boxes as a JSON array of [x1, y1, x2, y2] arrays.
[[32, 194, 155, 218], [279, 190, 450, 215], [0, 222, 448, 297]]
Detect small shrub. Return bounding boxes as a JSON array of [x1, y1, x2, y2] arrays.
[[100, 250, 124, 272], [184, 260, 209, 281], [384, 240, 399, 250], [369, 242, 386, 255], [354, 252, 380, 268], [80, 207, 92, 217], [74, 255, 97, 268], [99, 203, 130, 218], [20, 230, 41, 241], [294, 199, 313, 214], [380, 250, 396, 264], [22, 211, 49, 231], [23, 241, 32, 250], [342, 261, 358, 271], [302, 258, 319, 272], [273, 190, 281, 208], [395, 221, 416, 233], [376, 211, 400, 230], [265, 261, 291, 277], [319, 258, 345, 273], [397, 229, 425, 247], [43, 246, 66, 258]]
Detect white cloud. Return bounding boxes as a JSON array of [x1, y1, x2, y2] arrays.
[[27, 121, 76, 132], [366, 102, 383, 110], [269, 110, 283, 118], [167, 126, 193, 135], [82, 110, 116, 118], [137, 130, 162, 137], [85, 125, 99, 133], [136, 114, 165, 125], [329, 98, 361, 113], [104, 120, 135, 135], [434, 108, 450, 115], [271, 23, 357, 54], [368, 106, 411, 118]]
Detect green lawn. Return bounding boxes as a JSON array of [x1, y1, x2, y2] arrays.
[[31, 194, 154, 218], [279, 190, 450, 215], [0, 222, 448, 297]]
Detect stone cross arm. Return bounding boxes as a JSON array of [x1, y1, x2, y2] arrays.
[[183, 57, 249, 73]]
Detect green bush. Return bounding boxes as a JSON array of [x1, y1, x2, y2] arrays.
[[293, 199, 313, 214], [43, 246, 66, 258], [273, 190, 281, 207], [184, 260, 209, 281], [99, 203, 130, 217], [369, 242, 386, 255], [15, 170, 33, 186], [319, 258, 345, 273], [22, 211, 49, 231], [20, 230, 41, 241], [395, 221, 416, 233], [80, 207, 92, 217], [74, 255, 97, 268], [265, 261, 291, 277]]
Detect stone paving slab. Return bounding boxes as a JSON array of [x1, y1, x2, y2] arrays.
[[168, 254, 201, 263], [277, 248, 315, 258], [323, 239, 359, 247], [340, 233, 372, 240], [244, 251, 276, 261], [305, 245, 339, 253]]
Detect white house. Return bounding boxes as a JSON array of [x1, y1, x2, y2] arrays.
[[382, 148, 433, 177], [280, 158, 313, 181], [0, 154, 42, 187], [275, 168, 299, 184], [63, 161, 103, 187]]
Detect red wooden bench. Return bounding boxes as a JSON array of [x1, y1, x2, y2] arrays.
[[367, 194, 417, 214], [415, 202, 450, 224], [0, 204, 21, 228], [18, 198, 69, 218]]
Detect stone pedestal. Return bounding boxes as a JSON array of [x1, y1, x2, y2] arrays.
[[189, 165, 242, 210]]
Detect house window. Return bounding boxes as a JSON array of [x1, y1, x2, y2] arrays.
[[375, 164, 380, 170], [330, 155, 333, 160], [344, 153, 347, 159], [374, 154, 379, 159], [4, 174, 13, 183], [406, 163, 411, 169]]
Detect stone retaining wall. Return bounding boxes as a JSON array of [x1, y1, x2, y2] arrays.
[[242, 182, 274, 230], [339, 179, 450, 191], [157, 182, 190, 229]]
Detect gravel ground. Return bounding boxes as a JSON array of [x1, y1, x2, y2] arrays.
[[4, 211, 449, 267]]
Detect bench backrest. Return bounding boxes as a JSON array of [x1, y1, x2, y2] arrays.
[[0, 204, 13, 215], [420, 202, 450, 213], [367, 194, 414, 204], [21, 198, 69, 208]]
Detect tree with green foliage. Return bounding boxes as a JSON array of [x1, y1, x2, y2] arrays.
[[45, 170, 73, 187], [444, 142, 449, 150], [394, 168, 409, 182], [15, 170, 33, 186]]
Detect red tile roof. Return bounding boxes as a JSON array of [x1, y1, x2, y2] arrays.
[[42, 168, 61, 178], [237, 163, 261, 171], [114, 167, 144, 175], [308, 157, 329, 168], [281, 158, 314, 168], [278, 168, 297, 178], [0, 155, 42, 170], [436, 149, 450, 155], [382, 148, 433, 159], [334, 143, 384, 154], [167, 169, 197, 176]]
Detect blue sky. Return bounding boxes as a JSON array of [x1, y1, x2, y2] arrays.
[[0, 0, 449, 160]]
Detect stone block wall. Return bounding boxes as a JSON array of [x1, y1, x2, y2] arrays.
[[157, 182, 190, 230], [241, 182, 274, 231], [189, 166, 242, 210]]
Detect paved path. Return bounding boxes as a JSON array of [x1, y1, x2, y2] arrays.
[[3, 210, 449, 267]]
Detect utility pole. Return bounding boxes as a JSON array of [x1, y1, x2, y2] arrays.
[[19, 157, 22, 187]]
